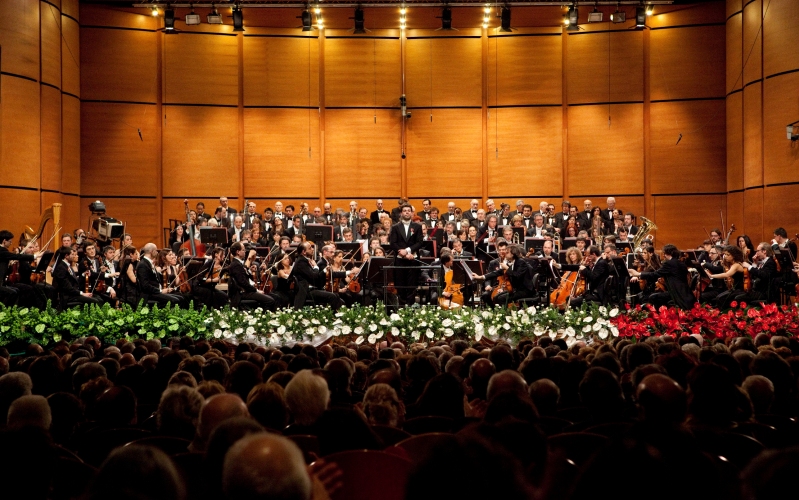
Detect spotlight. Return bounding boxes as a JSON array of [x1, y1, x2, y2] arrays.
[[500, 7, 511, 32], [610, 7, 626, 23], [185, 6, 200, 26], [164, 7, 176, 31], [400, 5, 406, 30], [587, 8, 603, 23], [300, 9, 312, 31], [646, 4, 654, 16], [439, 7, 452, 30], [565, 5, 579, 31], [232, 5, 244, 32], [788, 124, 799, 141], [316, 13, 324, 29], [636, 6, 646, 28], [151, 5, 158, 16], [352, 7, 365, 34], [207, 5, 223, 24]]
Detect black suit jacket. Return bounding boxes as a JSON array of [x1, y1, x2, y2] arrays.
[[641, 258, 696, 309], [0, 247, 34, 283], [52, 260, 82, 299], [582, 257, 611, 300], [389, 221, 424, 257], [333, 225, 351, 242], [286, 225, 304, 240], [485, 258, 533, 292], [294, 256, 326, 289], [748, 257, 778, 298], [136, 258, 163, 300], [553, 213, 571, 231], [228, 226, 245, 245], [228, 258, 257, 306], [370, 210, 389, 225]]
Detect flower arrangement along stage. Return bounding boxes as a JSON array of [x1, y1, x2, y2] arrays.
[[0, 301, 797, 348]]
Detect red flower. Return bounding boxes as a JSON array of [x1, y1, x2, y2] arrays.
[[740, 302, 747, 309], [730, 301, 738, 308]]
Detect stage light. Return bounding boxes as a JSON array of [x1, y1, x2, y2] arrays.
[[636, 6, 646, 27], [500, 7, 511, 32], [646, 4, 655, 15], [587, 8, 603, 23], [566, 5, 579, 31], [164, 7, 176, 31], [300, 9, 313, 31], [353, 7, 365, 33], [400, 5, 406, 30], [185, 6, 200, 26], [151, 5, 158, 16], [207, 5, 223, 24], [610, 7, 626, 23], [232, 5, 244, 31], [440, 7, 452, 30]]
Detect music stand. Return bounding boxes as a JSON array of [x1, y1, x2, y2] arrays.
[[525, 237, 546, 255], [430, 228, 446, 250], [366, 257, 393, 286], [617, 242, 632, 254], [476, 244, 497, 264], [561, 237, 577, 249], [419, 240, 436, 258], [336, 242, 362, 261], [380, 244, 395, 257], [460, 241, 476, 257], [305, 224, 333, 248], [200, 227, 228, 246], [34, 252, 54, 273]]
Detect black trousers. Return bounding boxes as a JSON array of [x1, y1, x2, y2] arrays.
[[393, 259, 420, 306], [0, 286, 19, 306], [62, 294, 103, 309], [193, 286, 229, 309], [149, 293, 184, 307], [240, 291, 277, 311], [309, 290, 343, 311]]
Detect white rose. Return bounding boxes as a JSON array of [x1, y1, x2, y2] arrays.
[[425, 329, 434, 339], [475, 330, 483, 341], [611, 326, 619, 337], [318, 325, 327, 334], [354, 326, 364, 335], [598, 328, 609, 339], [213, 329, 222, 338], [246, 326, 255, 335], [592, 323, 601, 332], [375, 331, 384, 339], [444, 328, 454, 337], [412, 331, 420, 340], [599, 306, 608, 314], [390, 313, 401, 321], [306, 327, 314, 336], [235, 327, 244, 335], [341, 325, 352, 335], [277, 325, 286, 335], [442, 318, 452, 327], [355, 336, 364, 345], [503, 323, 511, 330], [391, 327, 399, 336], [369, 323, 378, 332]]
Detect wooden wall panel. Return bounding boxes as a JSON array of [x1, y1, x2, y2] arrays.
[[41, 85, 62, 192], [763, 0, 799, 78], [763, 186, 799, 242], [406, 108, 482, 198], [743, 188, 763, 242], [0, 188, 40, 235], [648, 2, 726, 28], [726, 0, 742, 19], [81, 197, 161, 247], [650, 100, 726, 194], [742, 83, 762, 188], [726, 13, 742, 93], [61, 0, 78, 21], [243, 108, 321, 198], [324, 109, 401, 199], [40, 0, 62, 88], [0, 77, 41, 189], [324, 37, 401, 108], [0, 0, 40, 80], [726, 190, 744, 241], [487, 34, 562, 106], [81, 102, 158, 196], [80, 4, 155, 30], [243, 35, 319, 107], [567, 104, 644, 195], [405, 37, 482, 107], [742, 0, 762, 86], [726, 92, 743, 191], [62, 96, 80, 195], [566, 31, 644, 104], [61, 195, 81, 246], [81, 28, 158, 103], [61, 16, 80, 97], [487, 106, 563, 196], [650, 26, 726, 100], [763, 74, 799, 186], [653, 194, 726, 250], [162, 106, 240, 197], [164, 33, 239, 106]]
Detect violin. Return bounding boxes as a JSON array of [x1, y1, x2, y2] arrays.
[[178, 265, 191, 294], [439, 267, 464, 310], [6, 262, 20, 284], [181, 199, 207, 257], [743, 267, 751, 293]]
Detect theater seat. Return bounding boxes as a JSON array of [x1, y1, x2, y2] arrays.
[[323, 450, 411, 500], [393, 432, 458, 463], [77, 427, 153, 467], [537, 416, 574, 436], [288, 434, 321, 463], [402, 416, 454, 435], [370, 425, 411, 447], [548, 432, 610, 467], [125, 436, 191, 456]]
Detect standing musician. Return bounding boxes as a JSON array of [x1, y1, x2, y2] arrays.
[[229, 242, 278, 311], [136, 243, 184, 307], [525, 214, 549, 238], [478, 214, 500, 247], [291, 242, 343, 310], [698, 245, 726, 304], [52, 246, 103, 309], [389, 204, 424, 306], [704, 245, 747, 309], [194, 247, 229, 309], [743, 242, 778, 302], [475, 244, 533, 306], [0, 230, 36, 307], [228, 216, 245, 244], [370, 199, 389, 226], [553, 201, 571, 233], [333, 214, 351, 242], [479, 239, 509, 307], [630, 244, 696, 309]]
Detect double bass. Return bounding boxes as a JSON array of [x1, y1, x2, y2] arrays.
[[181, 200, 207, 257]]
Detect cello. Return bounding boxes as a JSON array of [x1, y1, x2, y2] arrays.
[[439, 268, 464, 310]]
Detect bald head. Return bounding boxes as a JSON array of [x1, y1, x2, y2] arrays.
[[636, 373, 686, 425], [198, 393, 249, 449], [7, 395, 51, 430], [223, 433, 311, 500], [487, 370, 528, 402]]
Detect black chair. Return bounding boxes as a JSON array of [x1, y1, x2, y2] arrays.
[[755, 414, 799, 446], [228, 277, 259, 311], [402, 416, 454, 435], [692, 429, 764, 470], [602, 275, 617, 306], [517, 273, 543, 307], [126, 436, 191, 456], [548, 432, 610, 467], [371, 424, 412, 447], [733, 422, 782, 449], [584, 421, 634, 440]]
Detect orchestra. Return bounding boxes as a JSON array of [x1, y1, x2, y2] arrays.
[[2, 197, 798, 316]]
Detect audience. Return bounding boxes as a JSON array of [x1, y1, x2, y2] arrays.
[[0, 332, 798, 500]]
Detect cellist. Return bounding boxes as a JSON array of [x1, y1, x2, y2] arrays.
[[478, 239, 508, 307], [476, 243, 533, 307]]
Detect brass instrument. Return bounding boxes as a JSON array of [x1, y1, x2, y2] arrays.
[[632, 216, 658, 255], [512, 231, 520, 244]]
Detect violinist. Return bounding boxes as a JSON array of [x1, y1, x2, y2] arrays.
[[476, 243, 533, 306], [195, 247, 229, 309], [160, 249, 191, 308], [736, 235, 755, 263], [119, 245, 140, 306], [53, 246, 103, 309], [742, 242, 778, 301], [705, 245, 747, 309], [698, 245, 726, 304], [136, 243, 184, 307], [0, 230, 35, 307], [79, 242, 116, 305], [291, 242, 343, 311], [16, 236, 54, 309], [629, 244, 696, 309], [329, 249, 360, 307], [628, 245, 661, 303], [271, 253, 294, 307], [170, 224, 187, 254], [228, 242, 277, 311], [101, 245, 120, 298], [570, 245, 608, 308], [479, 239, 508, 307]]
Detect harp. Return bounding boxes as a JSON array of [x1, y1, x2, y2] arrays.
[[24, 203, 62, 252]]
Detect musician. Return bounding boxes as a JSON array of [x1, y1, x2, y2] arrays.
[[79, 242, 116, 305], [250, 224, 269, 247], [291, 242, 343, 310], [572, 245, 610, 307], [709, 228, 722, 246], [498, 204, 512, 226], [553, 202, 571, 232], [61, 233, 73, 249], [617, 228, 630, 244], [118, 246, 140, 306], [623, 213, 639, 236], [101, 245, 120, 296], [703, 245, 748, 309], [227, 242, 277, 310], [501, 226, 516, 245], [242, 201, 259, 230], [772, 227, 797, 261], [135, 244, 183, 307], [0, 230, 35, 307], [285, 204, 296, 221], [442, 202, 457, 222], [285, 216, 304, 240], [16, 237, 54, 309], [322, 203, 335, 225], [53, 246, 102, 309], [389, 204, 424, 306], [73, 229, 87, 252], [470, 209, 486, 231], [195, 202, 210, 222], [462, 199, 479, 223], [228, 216, 245, 244], [736, 235, 756, 264], [450, 239, 472, 259], [425, 207, 441, 228], [193, 247, 229, 309], [333, 214, 351, 242], [509, 200, 525, 219], [600, 197, 617, 223], [369, 200, 388, 226], [479, 239, 508, 306], [739, 242, 777, 301], [526, 214, 549, 238], [219, 196, 237, 216], [476, 244, 533, 306], [328, 249, 362, 307], [212, 206, 230, 228], [538, 239, 560, 265], [589, 207, 608, 240], [299, 203, 312, 225], [697, 245, 725, 304]]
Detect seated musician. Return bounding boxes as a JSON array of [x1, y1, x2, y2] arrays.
[[228, 216, 245, 244], [17, 237, 55, 309], [525, 214, 549, 238], [194, 247, 229, 309], [136, 243, 184, 307], [118, 246, 140, 306], [630, 244, 696, 309], [451, 239, 472, 259], [562, 247, 583, 266], [333, 214, 350, 242], [170, 225, 187, 254], [478, 215, 500, 250], [228, 242, 277, 311], [476, 243, 533, 306], [286, 216, 304, 240], [704, 245, 748, 309], [570, 245, 609, 308], [78, 242, 116, 305], [291, 242, 343, 311], [742, 242, 778, 301], [0, 230, 36, 307], [157, 249, 190, 308], [329, 249, 362, 307], [698, 245, 726, 304], [479, 240, 508, 307], [52, 246, 103, 309], [628, 244, 661, 304], [537, 239, 559, 265], [617, 228, 630, 244]]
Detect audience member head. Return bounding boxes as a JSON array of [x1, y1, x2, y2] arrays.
[[7, 395, 52, 430], [246, 382, 288, 431], [196, 393, 249, 451], [87, 445, 186, 500], [284, 370, 330, 427]]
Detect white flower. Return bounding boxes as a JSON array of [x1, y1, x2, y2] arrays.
[[248, 318, 257, 325], [318, 325, 327, 334], [420, 322, 427, 328], [306, 327, 314, 336], [505, 316, 513, 323], [598, 328, 609, 339], [488, 326, 498, 337], [503, 323, 511, 330], [583, 316, 593, 323], [332, 328, 341, 337], [219, 321, 229, 329], [391, 327, 399, 336], [223, 330, 233, 339], [442, 318, 452, 327], [582, 324, 592, 333], [599, 306, 608, 314], [369, 323, 378, 332], [375, 331, 384, 339], [311, 318, 320, 325], [333, 319, 342, 326], [611, 326, 619, 337], [287, 319, 294, 326], [592, 322, 602, 332], [475, 330, 483, 341], [425, 329, 434, 339], [341, 325, 352, 335], [565, 326, 576, 337], [444, 328, 454, 337], [354, 326, 364, 335], [609, 308, 619, 318], [235, 327, 244, 335], [412, 331, 420, 340], [302, 319, 310, 326], [390, 313, 401, 322], [213, 329, 222, 338], [355, 336, 364, 345], [246, 326, 255, 335], [277, 325, 286, 335], [269, 319, 280, 326], [379, 319, 388, 326], [534, 326, 545, 337], [481, 311, 492, 319], [368, 334, 377, 344]]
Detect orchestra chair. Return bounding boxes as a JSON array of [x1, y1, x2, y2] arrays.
[[547, 432, 610, 468], [516, 272, 544, 308], [393, 432, 458, 463], [402, 415, 455, 435], [322, 450, 411, 500], [601, 275, 618, 306], [370, 424, 411, 447]]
